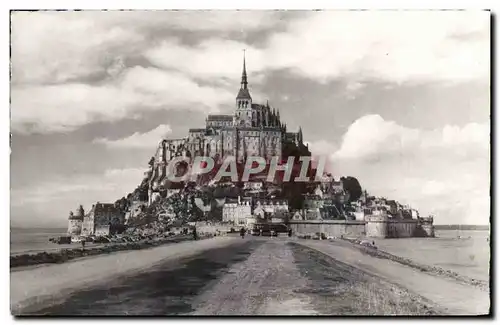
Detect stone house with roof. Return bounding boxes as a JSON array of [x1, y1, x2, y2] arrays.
[[81, 202, 125, 236]]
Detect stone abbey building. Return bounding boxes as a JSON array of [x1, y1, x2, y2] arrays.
[[65, 56, 434, 240], [147, 56, 311, 202]]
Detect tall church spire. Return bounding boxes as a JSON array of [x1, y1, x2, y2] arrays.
[[236, 50, 251, 100], [241, 50, 248, 90]]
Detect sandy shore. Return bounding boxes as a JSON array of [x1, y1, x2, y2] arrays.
[[345, 239, 488, 289], [299, 239, 490, 315], [11, 236, 240, 314]]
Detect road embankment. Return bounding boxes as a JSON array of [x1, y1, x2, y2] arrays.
[[190, 239, 441, 316], [289, 242, 440, 315], [12, 237, 490, 316], [11, 236, 239, 315], [341, 238, 488, 290], [297, 239, 490, 315], [10, 234, 214, 269]]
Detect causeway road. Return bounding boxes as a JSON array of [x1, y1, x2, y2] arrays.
[[11, 236, 490, 316]]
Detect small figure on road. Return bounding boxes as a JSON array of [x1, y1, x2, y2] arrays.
[[288, 229, 292, 237], [81, 239, 86, 251], [240, 227, 246, 239], [192, 227, 198, 240]]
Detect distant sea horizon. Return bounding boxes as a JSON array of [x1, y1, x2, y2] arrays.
[[10, 223, 491, 230], [11, 226, 67, 230], [11, 226, 67, 229], [10, 223, 490, 255], [10, 227, 490, 283]]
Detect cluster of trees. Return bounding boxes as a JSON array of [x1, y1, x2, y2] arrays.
[[340, 176, 362, 202]]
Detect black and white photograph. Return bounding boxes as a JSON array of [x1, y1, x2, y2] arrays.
[[9, 9, 491, 316]]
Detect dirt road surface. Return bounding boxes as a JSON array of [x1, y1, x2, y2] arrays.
[[12, 237, 489, 316]]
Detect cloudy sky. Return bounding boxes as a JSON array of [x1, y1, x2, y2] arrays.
[[11, 10, 490, 227]]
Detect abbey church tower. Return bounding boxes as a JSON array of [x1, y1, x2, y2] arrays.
[[234, 52, 253, 128]]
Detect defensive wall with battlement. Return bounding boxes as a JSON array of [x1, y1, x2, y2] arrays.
[[289, 217, 435, 239]]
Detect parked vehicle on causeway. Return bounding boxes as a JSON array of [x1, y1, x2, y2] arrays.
[[93, 236, 111, 244], [71, 237, 82, 244], [262, 229, 276, 237], [270, 223, 289, 235], [49, 236, 72, 244], [251, 223, 288, 237], [359, 240, 378, 249], [251, 228, 261, 236]]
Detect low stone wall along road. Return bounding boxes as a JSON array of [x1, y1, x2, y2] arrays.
[[12, 237, 489, 316]]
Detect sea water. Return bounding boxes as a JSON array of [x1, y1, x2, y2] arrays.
[[10, 227, 71, 255], [373, 230, 490, 282]]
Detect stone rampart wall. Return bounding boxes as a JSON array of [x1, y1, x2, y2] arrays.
[[288, 220, 366, 238]]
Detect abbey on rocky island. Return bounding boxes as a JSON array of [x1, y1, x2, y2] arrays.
[[147, 55, 311, 200], [66, 56, 435, 240]]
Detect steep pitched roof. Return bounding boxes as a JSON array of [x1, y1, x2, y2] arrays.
[[236, 88, 252, 100], [207, 115, 233, 121], [189, 128, 206, 132]]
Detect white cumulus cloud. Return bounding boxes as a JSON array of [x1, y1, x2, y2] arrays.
[[136, 11, 490, 85], [94, 124, 172, 149], [10, 11, 489, 134], [324, 114, 490, 225], [11, 67, 232, 134], [333, 114, 489, 160], [264, 10, 490, 83]]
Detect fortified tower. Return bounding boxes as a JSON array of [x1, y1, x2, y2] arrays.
[[67, 205, 84, 236], [365, 215, 389, 238], [416, 215, 435, 237]]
